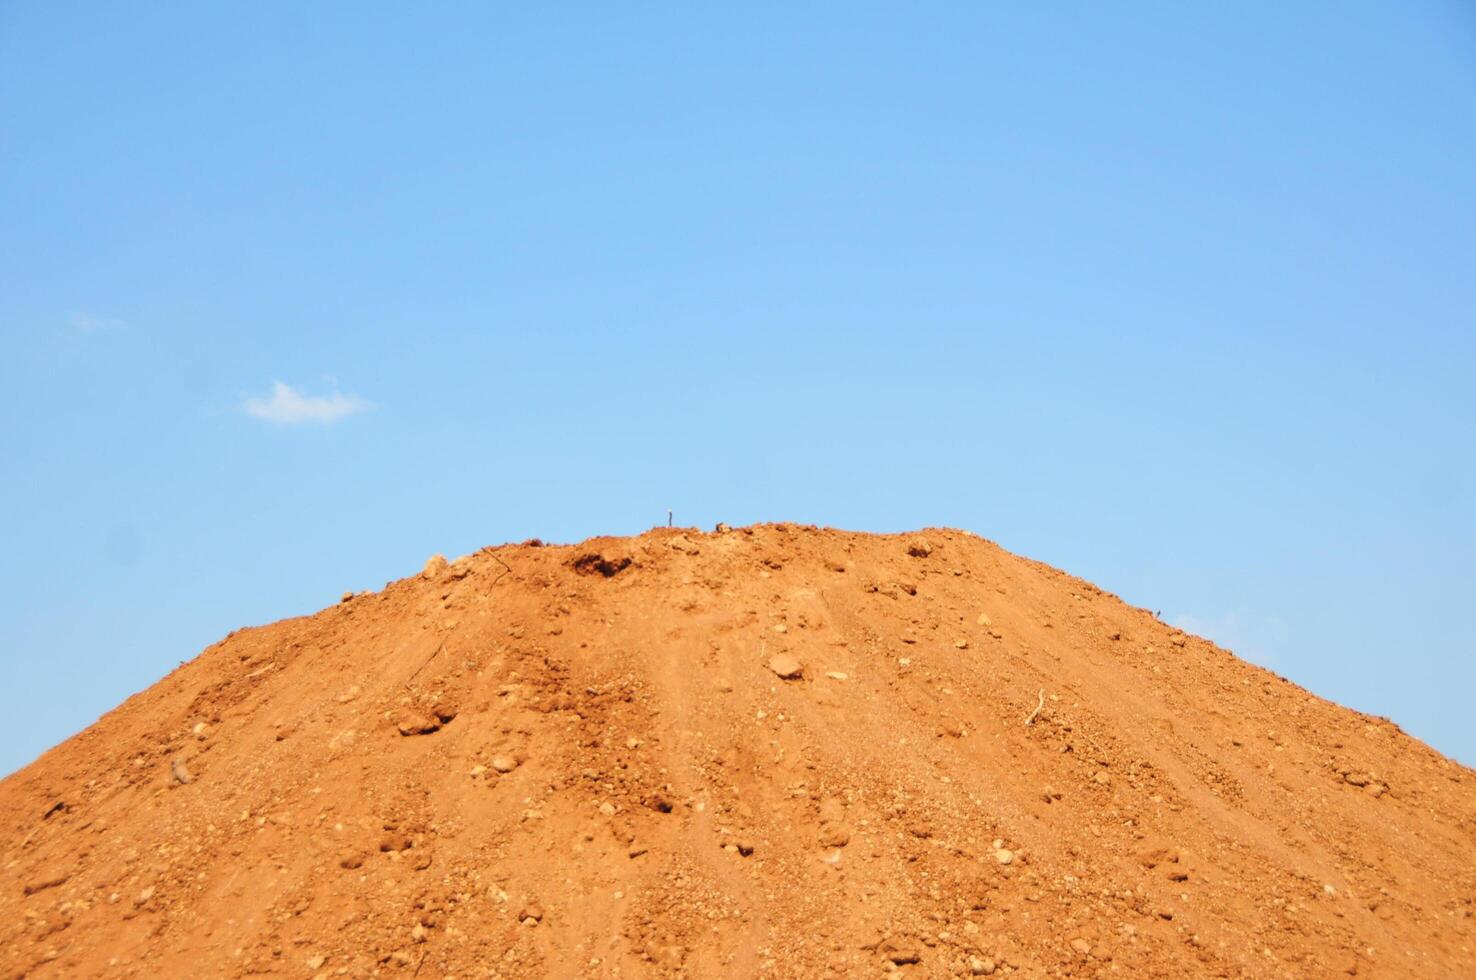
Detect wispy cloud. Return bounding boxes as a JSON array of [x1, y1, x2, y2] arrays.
[[1172, 611, 1288, 667], [243, 381, 371, 425], [69, 310, 126, 333]]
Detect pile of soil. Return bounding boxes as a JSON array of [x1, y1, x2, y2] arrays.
[[2, 525, 1473, 978]]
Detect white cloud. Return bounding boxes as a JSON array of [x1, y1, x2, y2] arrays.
[[69, 310, 125, 333], [243, 381, 370, 425]]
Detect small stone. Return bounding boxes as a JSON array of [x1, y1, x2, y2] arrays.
[[970, 957, 996, 975], [491, 755, 519, 774], [994, 848, 1014, 865], [825, 671, 848, 681], [411, 923, 427, 943], [1343, 772, 1370, 787], [306, 955, 326, 970], [954, 639, 969, 649], [768, 654, 803, 680], [1093, 770, 1112, 786], [340, 591, 353, 603], [772, 623, 788, 634], [1070, 938, 1091, 956], [338, 851, 364, 870], [906, 539, 933, 558], [976, 613, 992, 626], [422, 554, 448, 579], [714, 522, 732, 533], [599, 802, 617, 816]]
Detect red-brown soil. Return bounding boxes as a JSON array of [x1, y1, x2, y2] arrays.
[[2, 525, 1473, 978]]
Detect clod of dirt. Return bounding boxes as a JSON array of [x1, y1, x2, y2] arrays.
[[571, 552, 632, 577], [1, 524, 1472, 980], [169, 757, 192, 786], [767, 654, 803, 679]]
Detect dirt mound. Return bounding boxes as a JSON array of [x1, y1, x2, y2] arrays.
[[2, 525, 1473, 978]]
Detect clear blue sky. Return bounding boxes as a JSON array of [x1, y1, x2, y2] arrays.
[[2, 3, 1473, 775]]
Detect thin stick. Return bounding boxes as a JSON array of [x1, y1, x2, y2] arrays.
[[407, 643, 445, 685], [1024, 689, 1045, 726]]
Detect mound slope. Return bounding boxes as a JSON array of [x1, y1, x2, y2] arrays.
[[2, 525, 1473, 978]]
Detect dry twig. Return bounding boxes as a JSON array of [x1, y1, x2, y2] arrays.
[[1024, 689, 1046, 726]]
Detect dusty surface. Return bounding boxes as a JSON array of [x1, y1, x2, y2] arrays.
[[2, 525, 1474, 979]]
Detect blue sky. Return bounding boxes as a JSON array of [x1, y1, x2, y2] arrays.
[[1, 3, 1473, 775]]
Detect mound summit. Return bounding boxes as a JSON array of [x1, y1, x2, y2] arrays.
[[2, 525, 1473, 978]]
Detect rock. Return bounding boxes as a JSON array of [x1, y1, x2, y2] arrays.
[[976, 613, 992, 626], [714, 522, 732, 533], [1070, 938, 1091, 956], [412, 923, 427, 943], [1093, 770, 1112, 786], [519, 901, 544, 924], [379, 833, 413, 853], [768, 654, 803, 680], [906, 539, 933, 558], [306, 954, 326, 970], [338, 850, 365, 870], [340, 591, 353, 603], [825, 671, 848, 680], [599, 802, 617, 816], [994, 848, 1014, 865], [772, 623, 788, 634], [422, 554, 448, 579], [954, 639, 969, 649], [970, 956, 996, 975], [491, 755, 519, 774], [1344, 772, 1370, 787]]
